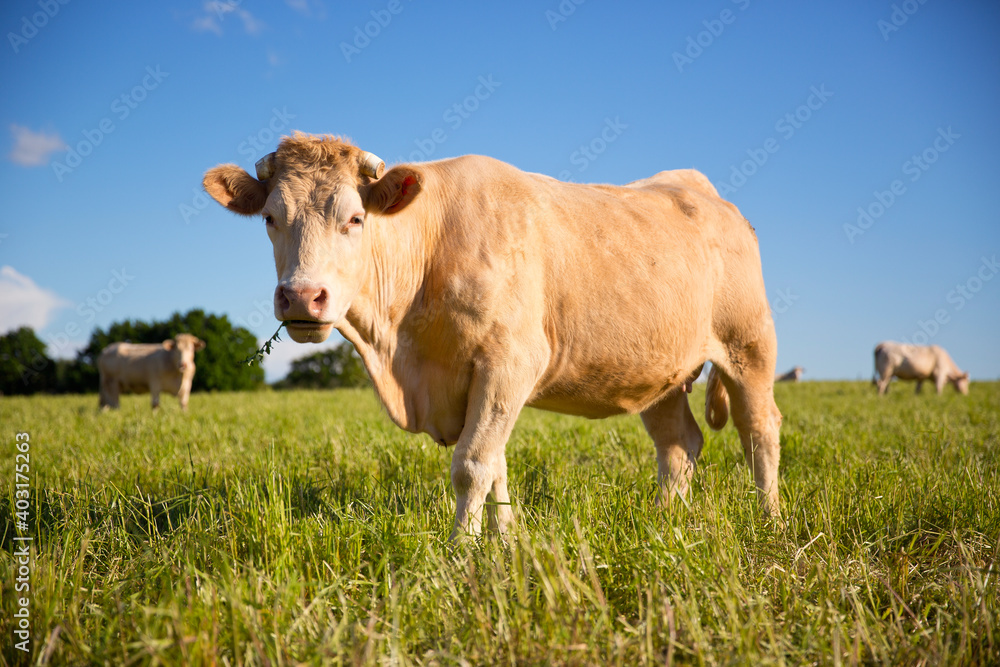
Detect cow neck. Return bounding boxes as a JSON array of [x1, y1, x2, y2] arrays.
[[339, 193, 438, 426]]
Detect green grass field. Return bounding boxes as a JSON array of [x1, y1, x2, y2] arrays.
[[2, 381, 998, 665]]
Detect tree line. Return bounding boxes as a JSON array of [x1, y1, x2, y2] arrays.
[[0, 309, 369, 396]]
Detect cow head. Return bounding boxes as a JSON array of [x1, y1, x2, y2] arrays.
[[954, 372, 970, 395], [163, 334, 206, 373], [202, 133, 423, 343]]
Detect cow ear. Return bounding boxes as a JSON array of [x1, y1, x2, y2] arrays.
[[196, 338, 207, 351], [203, 164, 267, 216], [163, 340, 176, 350], [361, 166, 423, 215]]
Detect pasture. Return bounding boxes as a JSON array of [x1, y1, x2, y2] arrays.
[[2, 381, 998, 665]]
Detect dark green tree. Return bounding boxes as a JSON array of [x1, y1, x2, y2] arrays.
[[0, 327, 56, 395], [54, 358, 98, 394], [275, 343, 370, 389]]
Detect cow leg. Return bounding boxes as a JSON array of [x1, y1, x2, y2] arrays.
[[100, 376, 120, 410], [485, 456, 513, 535], [915, 380, 923, 394], [149, 380, 161, 410], [877, 374, 891, 396], [640, 390, 703, 506], [109, 381, 120, 409], [717, 346, 783, 518], [99, 374, 110, 410], [450, 365, 534, 542], [178, 377, 193, 411], [934, 373, 947, 395]]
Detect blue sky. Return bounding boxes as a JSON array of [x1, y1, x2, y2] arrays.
[[1, 1, 998, 382]]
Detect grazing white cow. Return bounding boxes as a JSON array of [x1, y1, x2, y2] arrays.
[[873, 341, 969, 396], [98, 334, 206, 410], [775, 366, 804, 382], [203, 134, 784, 539]]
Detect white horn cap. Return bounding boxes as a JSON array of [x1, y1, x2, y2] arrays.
[[359, 151, 385, 179], [255, 153, 277, 181]]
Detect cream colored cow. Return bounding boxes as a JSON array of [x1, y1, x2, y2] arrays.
[[775, 366, 804, 382], [98, 334, 205, 410], [204, 133, 783, 540], [873, 341, 969, 395]]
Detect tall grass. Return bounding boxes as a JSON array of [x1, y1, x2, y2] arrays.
[[2, 382, 997, 665]]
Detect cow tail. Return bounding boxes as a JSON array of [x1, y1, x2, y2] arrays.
[[705, 364, 730, 431]]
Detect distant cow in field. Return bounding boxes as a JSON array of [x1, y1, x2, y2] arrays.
[[873, 341, 969, 396], [775, 366, 804, 382], [98, 334, 206, 410], [204, 133, 784, 540]]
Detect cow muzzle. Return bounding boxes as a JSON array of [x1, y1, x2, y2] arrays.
[[275, 282, 336, 342]]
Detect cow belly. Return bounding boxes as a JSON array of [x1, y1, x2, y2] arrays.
[[892, 359, 932, 380], [531, 335, 702, 417], [531, 306, 708, 417], [115, 373, 182, 395], [118, 381, 150, 394], [528, 394, 632, 419], [529, 372, 680, 418]]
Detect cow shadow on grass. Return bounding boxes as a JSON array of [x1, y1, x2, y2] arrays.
[[0, 475, 322, 553], [0, 463, 456, 554]]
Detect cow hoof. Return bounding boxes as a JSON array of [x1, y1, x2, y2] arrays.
[[656, 485, 692, 511], [448, 528, 477, 546]]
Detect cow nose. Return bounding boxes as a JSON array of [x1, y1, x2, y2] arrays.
[[277, 284, 329, 320]]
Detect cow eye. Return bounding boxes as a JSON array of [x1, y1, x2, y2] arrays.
[[349, 215, 363, 227], [264, 214, 274, 226]]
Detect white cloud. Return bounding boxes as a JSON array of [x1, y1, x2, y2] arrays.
[[238, 9, 264, 34], [285, 0, 325, 19], [8, 124, 67, 166], [191, 14, 222, 35], [48, 338, 87, 361], [192, 1, 263, 35], [0, 266, 71, 334]]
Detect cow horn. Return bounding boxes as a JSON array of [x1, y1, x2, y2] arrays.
[[255, 153, 277, 181], [359, 151, 385, 179]]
